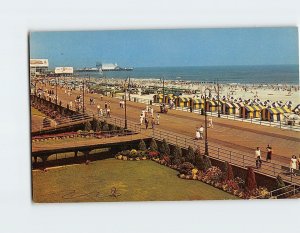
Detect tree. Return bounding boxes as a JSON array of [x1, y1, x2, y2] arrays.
[[91, 117, 98, 131], [186, 146, 195, 164], [138, 140, 147, 151], [159, 139, 170, 155], [275, 175, 285, 189], [109, 124, 116, 131], [172, 145, 182, 165], [102, 122, 109, 131], [223, 161, 234, 181], [84, 121, 92, 131], [245, 167, 257, 193], [195, 147, 205, 171], [149, 138, 158, 151], [95, 120, 102, 132]]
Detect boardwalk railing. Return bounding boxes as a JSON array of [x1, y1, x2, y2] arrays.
[[254, 184, 300, 199]]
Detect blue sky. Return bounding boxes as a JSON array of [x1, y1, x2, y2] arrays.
[[30, 27, 298, 68]]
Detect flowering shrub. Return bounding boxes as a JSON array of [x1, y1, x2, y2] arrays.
[[129, 149, 138, 158], [204, 166, 223, 183], [148, 151, 159, 158], [256, 187, 270, 199], [179, 162, 195, 175], [224, 180, 239, 192]]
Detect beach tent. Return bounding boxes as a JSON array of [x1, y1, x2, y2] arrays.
[[153, 94, 164, 103], [190, 98, 205, 110], [205, 100, 217, 112], [224, 102, 235, 115], [175, 96, 191, 108], [240, 105, 265, 119], [218, 100, 226, 114], [262, 107, 291, 122], [232, 103, 240, 115], [164, 94, 177, 105]]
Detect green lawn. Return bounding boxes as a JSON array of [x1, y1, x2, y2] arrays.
[[31, 107, 46, 117], [32, 159, 237, 202]]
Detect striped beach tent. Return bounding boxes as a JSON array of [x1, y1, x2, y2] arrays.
[[224, 102, 235, 115], [232, 103, 240, 115], [153, 94, 163, 103], [190, 98, 205, 109], [218, 100, 226, 114], [175, 96, 191, 108], [262, 106, 291, 122], [164, 94, 177, 105], [205, 100, 217, 112], [240, 105, 265, 119]]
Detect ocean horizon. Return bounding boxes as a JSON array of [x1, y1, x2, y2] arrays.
[[72, 64, 299, 84]]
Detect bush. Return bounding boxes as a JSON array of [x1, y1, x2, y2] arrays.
[[91, 117, 98, 131], [138, 140, 147, 151], [148, 151, 159, 158], [109, 124, 116, 131], [102, 123, 109, 131], [245, 167, 257, 193], [149, 138, 158, 151], [223, 161, 234, 181], [95, 121, 102, 132], [84, 121, 92, 131], [195, 149, 205, 171], [172, 145, 182, 165], [120, 150, 130, 156], [203, 155, 212, 171], [204, 166, 223, 183], [179, 162, 195, 175], [159, 139, 170, 155], [186, 146, 195, 164], [129, 149, 138, 158]]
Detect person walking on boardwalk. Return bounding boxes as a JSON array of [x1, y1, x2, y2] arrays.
[[106, 108, 111, 118], [151, 117, 155, 129], [104, 101, 108, 109], [97, 104, 101, 115], [290, 155, 297, 176], [156, 113, 160, 125], [208, 117, 213, 128], [255, 147, 262, 169], [145, 118, 149, 129], [140, 113, 144, 125], [195, 128, 200, 140], [199, 125, 204, 140], [266, 144, 272, 162]]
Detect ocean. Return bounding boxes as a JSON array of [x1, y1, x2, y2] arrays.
[[74, 65, 299, 84]]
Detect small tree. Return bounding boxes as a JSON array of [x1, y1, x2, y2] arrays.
[[195, 148, 205, 171], [91, 117, 98, 131], [203, 155, 212, 171], [149, 138, 158, 151], [186, 146, 195, 164], [102, 122, 109, 131], [172, 145, 182, 165], [275, 175, 285, 189], [138, 140, 147, 151], [223, 161, 234, 181], [109, 124, 116, 131], [159, 139, 170, 155], [245, 167, 257, 193], [84, 121, 92, 131], [95, 121, 102, 132]]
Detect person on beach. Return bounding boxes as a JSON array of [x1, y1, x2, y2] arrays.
[[199, 125, 204, 140], [140, 114, 144, 125], [255, 147, 262, 169], [156, 113, 160, 125], [290, 155, 297, 176], [145, 118, 149, 129], [266, 144, 272, 162]]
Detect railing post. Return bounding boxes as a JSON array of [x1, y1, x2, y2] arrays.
[[230, 151, 232, 163], [243, 155, 245, 167], [218, 147, 220, 159], [185, 138, 187, 148]]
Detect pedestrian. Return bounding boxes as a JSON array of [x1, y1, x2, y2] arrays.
[[150, 107, 154, 117], [156, 113, 160, 125], [140, 114, 144, 125], [208, 117, 213, 128], [290, 155, 297, 176], [255, 147, 262, 169], [69, 101, 73, 110], [104, 102, 108, 109], [298, 155, 300, 171], [266, 144, 272, 162], [97, 104, 100, 114], [106, 108, 111, 118], [151, 117, 155, 129], [119, 100, 122, 108], [195, 128, 200, 140], [145, 118, 149, 129], [99, 108, 103, 117], [199, 125, 204, 139]]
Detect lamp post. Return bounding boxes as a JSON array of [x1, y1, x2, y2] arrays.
[[217, 79, 221, 118], [162, 76, 165, 103], [128, 76, 131, 101], [124, 77, 128, 129], [204, 88, 211, 156], [82, 79, 85, 113], [55, 76, 58, 104]]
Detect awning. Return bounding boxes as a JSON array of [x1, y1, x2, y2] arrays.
[[178, 96, 190, 102], [252, 105, 265, 111], [267, 107, 292, 114], [232, 103, 240, 108], [207, 100, 217, 106], [237, 102, 244, 107], [193, 98, 204, 104], [225, 102, 234, 108], [244, 105, 254, 112]]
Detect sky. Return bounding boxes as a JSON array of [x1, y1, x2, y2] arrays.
[[30, 27, 299, 68]]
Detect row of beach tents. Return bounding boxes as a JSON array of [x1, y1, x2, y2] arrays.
[[153, 94, 296, 122]]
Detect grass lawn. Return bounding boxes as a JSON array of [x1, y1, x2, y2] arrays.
[[31, 107, 46, 117], [32, 159, 237, 202]]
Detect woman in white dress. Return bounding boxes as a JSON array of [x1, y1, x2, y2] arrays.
[[290, 155, 297, 176], [195, 129, 200, 140]]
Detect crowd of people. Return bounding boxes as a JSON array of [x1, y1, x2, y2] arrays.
[[139, 105, 160, 129]]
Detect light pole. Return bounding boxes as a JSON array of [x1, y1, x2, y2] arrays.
[[55, 76, 58, 104], [124, 77, 128, 129], [162, 76, 165, 103], [204, 88, 211, 156], [128, 76, 131, 101], [217, 79, 221, 118], [82, 79, 85, 113]]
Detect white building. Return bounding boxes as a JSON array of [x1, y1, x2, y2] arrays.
[[55, 67, 74, 76], [101, 63, 119, 71], [30, 59, 49, 77]]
